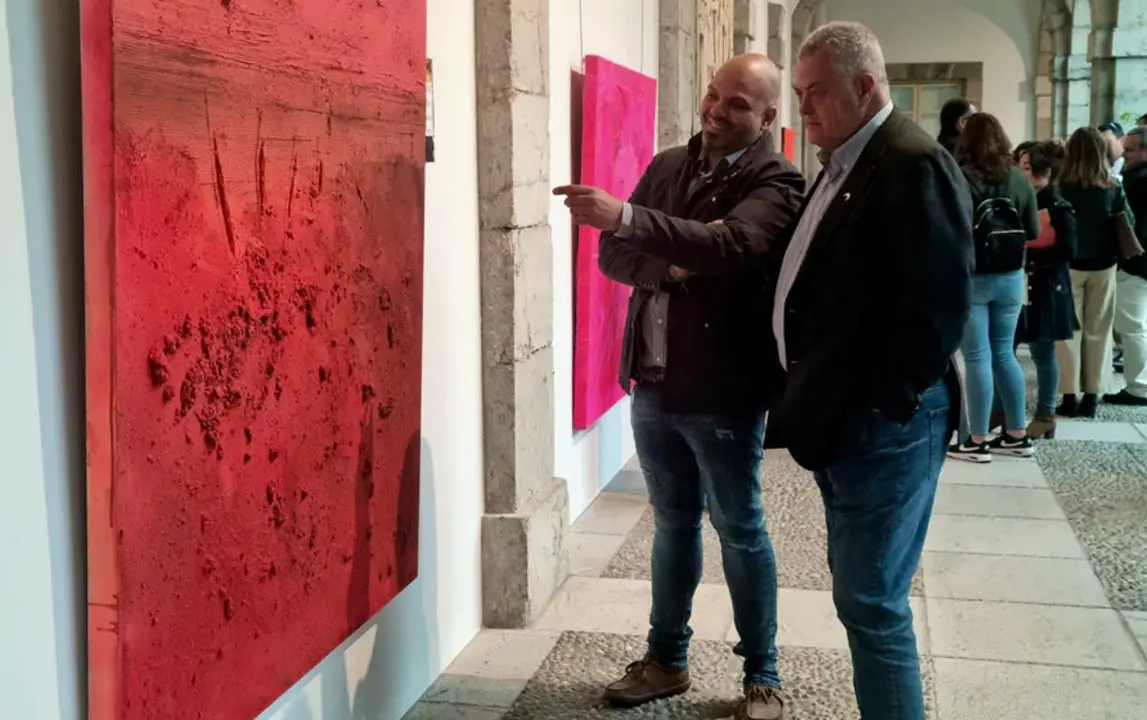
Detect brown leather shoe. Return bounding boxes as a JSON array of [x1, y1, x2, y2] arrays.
[[1027, 416, 1057, 439], [602, 657, 691, 707], [742, 685, 787, 720]]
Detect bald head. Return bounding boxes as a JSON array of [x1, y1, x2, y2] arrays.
[[700, 53, 780, 162], [715, 53, 782, 105]]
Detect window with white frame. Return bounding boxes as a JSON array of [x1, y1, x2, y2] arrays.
[[890, 83, 965, 139]]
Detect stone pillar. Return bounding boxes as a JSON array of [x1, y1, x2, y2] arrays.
[[697, 0, 735, 92], [474, 0, 570, 629], [1090, 0, 1147, 124], [1067, 0, 1093, 130], [1051, 19, 1073, 138], [766, 2, 787, 70], [766, 2, 789, 149], [659, 0, 699, 149], [733, 0, 754, 54], [791, 0, 824, 177], [1035, 28, 1055, 140]]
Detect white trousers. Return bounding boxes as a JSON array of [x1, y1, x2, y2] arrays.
[[1115, 270, 1147, 399]]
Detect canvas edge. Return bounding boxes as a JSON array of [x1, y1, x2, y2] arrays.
[[571, 55, 656, 431], [572, 59, 602, 432], [79, 0, 121, 718]]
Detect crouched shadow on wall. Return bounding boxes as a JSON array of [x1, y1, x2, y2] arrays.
[[262, 432, 440, 720]]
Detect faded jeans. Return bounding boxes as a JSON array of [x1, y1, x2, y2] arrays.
[[814, 381, 948, 720], [960, 271, 1027, 436], [630, 383, 780, 688]]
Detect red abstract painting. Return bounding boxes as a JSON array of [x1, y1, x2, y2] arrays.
[[781, 127, 796, 163], [81, 2, 426, 718], [573, 56, 657, 431]]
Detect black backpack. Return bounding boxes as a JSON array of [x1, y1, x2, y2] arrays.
[[972, 196, 1027, 273]]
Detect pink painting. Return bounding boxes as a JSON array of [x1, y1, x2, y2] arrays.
[[574, 55, 657, 431]]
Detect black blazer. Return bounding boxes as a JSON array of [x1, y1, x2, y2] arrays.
[[766, 109, 975, 471], [598, 133, 806, 415]]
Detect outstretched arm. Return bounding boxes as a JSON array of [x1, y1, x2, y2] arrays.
[[623, 163, 805, 275], [596, 165, 673, 289]]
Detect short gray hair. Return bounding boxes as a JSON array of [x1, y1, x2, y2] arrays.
[[798, 21, 887, 85], [1127, 126, 1147, 143]]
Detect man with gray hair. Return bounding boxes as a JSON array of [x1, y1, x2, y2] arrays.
[[767, 21, 973, 720]]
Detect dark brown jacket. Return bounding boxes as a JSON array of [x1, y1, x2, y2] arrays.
[[598, 132, 805, 415]]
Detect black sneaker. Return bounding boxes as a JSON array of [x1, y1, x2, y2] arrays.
[[947, 440, 992, 463], [988, 433, 1035, 457]]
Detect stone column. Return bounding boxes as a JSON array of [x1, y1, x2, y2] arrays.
[[474, 0, 570, 629], [791, 0, 824, 177], [733, 0, 754, 54], [766, 2, 789, 149], [1041, 1, 1073, 138], [1066, 0, 1093, 130], [697, 0, 735, 93], [1090, 0, 1147, 124], [659, 0, 699, 149], [1035, 28, 1055, 140], [1051, 19, 1073, 138]]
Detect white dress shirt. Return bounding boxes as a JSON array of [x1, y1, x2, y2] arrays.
[[772, 103, 895, 367]]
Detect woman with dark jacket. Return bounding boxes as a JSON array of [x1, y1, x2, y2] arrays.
[[1017, 141, 1078, 438], [948, 113, 1041, 462], [937, 98, 976, 155], [1056, 126, 1134, 417]]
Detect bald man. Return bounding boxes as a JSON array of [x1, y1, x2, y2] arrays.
[[555, 55, 804, 719]]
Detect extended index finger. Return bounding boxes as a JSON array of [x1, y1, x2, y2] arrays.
[[552, 184, 594, 196]]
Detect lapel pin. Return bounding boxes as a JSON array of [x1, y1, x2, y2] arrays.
[[843, 192, 852, 202]]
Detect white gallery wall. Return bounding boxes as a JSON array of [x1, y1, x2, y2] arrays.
[[826, 0, 1037, 145], [1, 1, 487, 719], [0, 2, 70, 717], [549, 0, 658, 519]]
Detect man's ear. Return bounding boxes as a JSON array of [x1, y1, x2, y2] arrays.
[[762, 105, 778, 130], [855, 73, 877, 102]]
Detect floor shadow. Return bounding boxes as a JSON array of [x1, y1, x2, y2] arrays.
[[350, 431, 438, 719]]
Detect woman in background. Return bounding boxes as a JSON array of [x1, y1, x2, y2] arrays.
[[1017, 141, 1078, 438], [1013, 140, 1036, 165], [1056, 127, 1131, 417], [937, 98, 976, 155], [948, 113, 1040, 462]]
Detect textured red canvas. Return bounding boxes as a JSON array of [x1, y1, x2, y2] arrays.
[[574, 56, 657, 430], [80, 2, 426, 718]]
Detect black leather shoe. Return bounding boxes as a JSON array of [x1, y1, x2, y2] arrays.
[[1056, 395, 1079, 417], [1078, 394, 1098, 418]]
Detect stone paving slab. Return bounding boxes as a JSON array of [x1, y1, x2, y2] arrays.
[[503, 631, 936, 720], [1038, 441, 1147, 611], [602, 451, 925, 594]]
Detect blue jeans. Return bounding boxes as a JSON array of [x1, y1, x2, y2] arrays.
[[960, 272, 1027, 437], [1028, 340, 1058, 417], [814, 381, 948, 720], [630, 384, 779, 688]]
